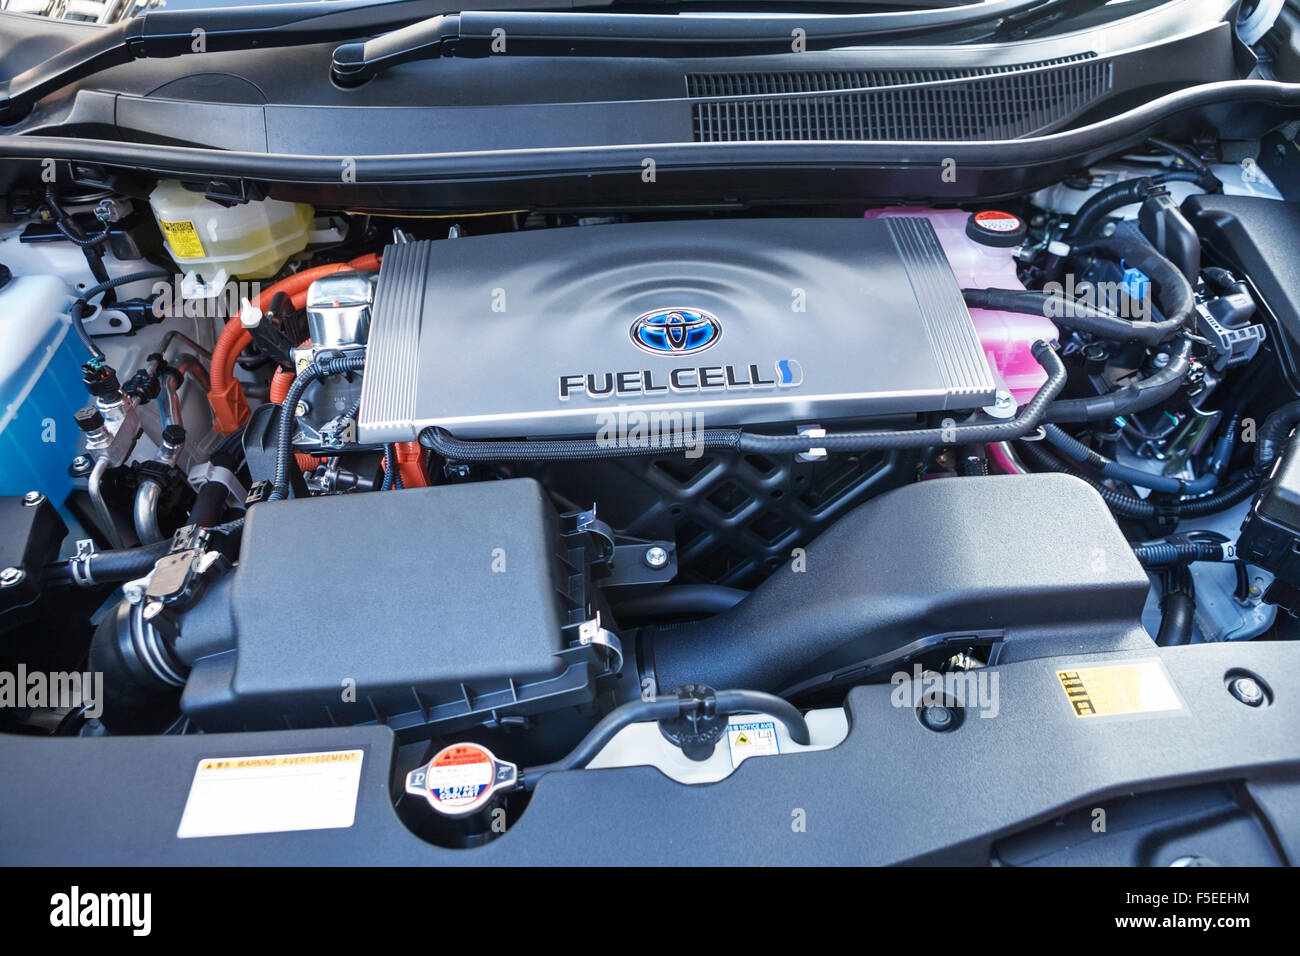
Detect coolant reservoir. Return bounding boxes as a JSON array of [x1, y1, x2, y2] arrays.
[[148, 180, 313, 287], [865, 207, 1056, 405]]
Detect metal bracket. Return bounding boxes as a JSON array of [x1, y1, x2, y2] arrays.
[[188, 461, 248, 511], [578, 613, 624, 675]]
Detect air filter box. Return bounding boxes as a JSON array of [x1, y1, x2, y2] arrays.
[[176, 479, 608, 738]]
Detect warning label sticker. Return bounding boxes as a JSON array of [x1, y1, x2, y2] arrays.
[[177, 749, 364, 839], [727, 718, 780, 768], [425, 744, 496, 811], [1056, 660, 1183, 719], [158, 219, 206, 259]]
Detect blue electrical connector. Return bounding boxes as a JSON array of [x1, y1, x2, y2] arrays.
[[1120, 262, 1150, 303]]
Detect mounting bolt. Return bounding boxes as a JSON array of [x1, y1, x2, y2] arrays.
[[0, 567, 25, 588], [295, 401, 310, 417], [1229, 676, 1266, 707], [919, 704, 957, 732], [644, 545, 670, 570], [69, 455, 93, 477], [23, 491, 43, 506]]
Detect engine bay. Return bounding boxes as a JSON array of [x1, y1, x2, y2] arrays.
[[2, 133, 1299, 858]]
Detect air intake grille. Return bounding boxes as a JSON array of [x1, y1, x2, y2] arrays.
[[688, 54, 1112, 142], [525, 449, 910, 590]]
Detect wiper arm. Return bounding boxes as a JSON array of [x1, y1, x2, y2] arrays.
[[0, 0, 1007, 122], [330, 0, 1052, 86], [0, 0, 610, 123]]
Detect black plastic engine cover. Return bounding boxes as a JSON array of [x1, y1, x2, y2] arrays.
[[646, 472, 1152, 697], [176, 479, 600, 738], [1239, 432, 1300, 614], [1183, 194, 1300, 388]]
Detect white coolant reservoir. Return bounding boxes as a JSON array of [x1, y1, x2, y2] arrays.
[[148, 180, 313, 291]]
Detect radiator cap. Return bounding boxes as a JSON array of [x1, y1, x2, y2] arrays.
[[405, 743, 518, 816], [966, 209, 1027, 247]]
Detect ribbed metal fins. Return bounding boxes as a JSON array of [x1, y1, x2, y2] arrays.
[[688, 54, 1112, 142], [886, 218, 995, 404], [357, 241, 432, 441]]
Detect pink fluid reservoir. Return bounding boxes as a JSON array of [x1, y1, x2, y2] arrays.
[[865, 207, 1057, 405]]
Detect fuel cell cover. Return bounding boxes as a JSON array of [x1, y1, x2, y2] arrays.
[[358, 218, 996, 441]]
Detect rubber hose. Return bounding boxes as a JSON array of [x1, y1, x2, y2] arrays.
[[1046, 424, 1179, 493], [188, 480, 231, 529], [424, 427, 743, 461], [423, 344, 1065, 461], [1147, 137, 1221, 191], [45, 538, 172, 586], [1156, 590, 1195, 646], [519, 689, 809, 788], [1257, 399, 1300, 468], [519, 696, 686, 787], [1073, 237, 1196, 330], [1064, 171, 1201, 243], [1133, 540, 1229, 566], [1044, 424, 1195, 494], [737, 343, 1064, 454], [963, 288, 1185, 346], [187, 451, 239, 528], [1018, 435, 1262, 520], [1043, 337, 1193, 424]]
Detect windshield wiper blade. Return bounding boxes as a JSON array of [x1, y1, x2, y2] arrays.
[[330, 0, 1049, 86], [0, 0, 617, 123]]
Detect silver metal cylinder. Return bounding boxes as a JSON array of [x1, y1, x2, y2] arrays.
[[306, 272, 377, 348]]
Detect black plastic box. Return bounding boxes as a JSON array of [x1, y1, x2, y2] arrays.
[[177, 479, 597, 737], [1239, 433, 1300, 614]]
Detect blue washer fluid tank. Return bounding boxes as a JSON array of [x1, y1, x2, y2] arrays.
[[0, 274, 85, 503]]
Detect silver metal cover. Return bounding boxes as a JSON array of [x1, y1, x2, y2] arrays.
[[358, 218, 996, 441]]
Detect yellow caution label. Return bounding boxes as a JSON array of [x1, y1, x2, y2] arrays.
[[1056, 660, 1182, 718], [197, 751, 362, 772], [158, 218, 206, 259], [734, 733, 750, 746]]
